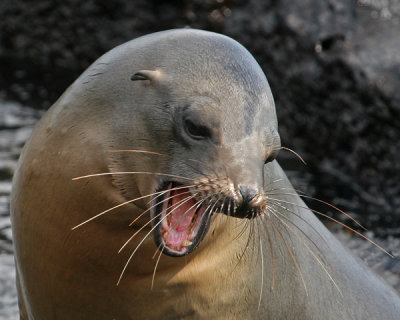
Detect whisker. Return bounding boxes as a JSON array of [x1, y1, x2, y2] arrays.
[[269, 198, 393, 258], [249, 221, 257, 266], [118, 194, 199, 254], [145, 182, 213, 206], [107, 149, 166, 156], [268, 204, 333, 274], [279, 146, 307, 165], [258, 224, 264, 310], [116, 194, 199, 285], [267, 190, 366, 230], [266, 199, 329, 247], [118, 210, 163, 254], [218, 162, 230, 190], [195, 197, 219, 242], [230, 218, 253, 275], [298, 193, 367, 231], [213, 195, 227, 217], [269, 208, 342, 295], [151, 244, 165, 290], [232, 218, 251, 241], [227, 199, 233, 217], [262, 218, 275, 290], [270, 220, 309, 296], [152, 243, 163, 260], [72, 184, 198, 230], [169, 196, 209, 233], [264, 178, 284, 191], [130, 190, 193, 227], [73, 171, 195, 181], [265, 185, 294, 194]]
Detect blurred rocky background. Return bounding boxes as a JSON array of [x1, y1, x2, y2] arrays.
[[0, 0, 399, 318]]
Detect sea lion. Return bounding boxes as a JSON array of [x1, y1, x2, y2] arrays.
[[11, 29, 400, 319]]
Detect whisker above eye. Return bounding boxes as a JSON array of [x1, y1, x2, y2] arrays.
[[279, 146, 307, 165]]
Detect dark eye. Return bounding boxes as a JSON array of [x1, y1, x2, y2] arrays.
[[184, 118, 211, 140]]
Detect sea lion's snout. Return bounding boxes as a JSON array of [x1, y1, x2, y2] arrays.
[[233, 185, 267, 219], [149, 171, 269, 257], [238, 185, 258, 202], [147, 100, 280, 257]]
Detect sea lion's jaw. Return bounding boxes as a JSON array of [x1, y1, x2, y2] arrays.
[[151, 182, 212, 257]]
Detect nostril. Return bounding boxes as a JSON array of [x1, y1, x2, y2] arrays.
[[238, 185, 258, 204]]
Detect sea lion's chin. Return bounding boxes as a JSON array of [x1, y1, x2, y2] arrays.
[[151, 181, 212, 257]]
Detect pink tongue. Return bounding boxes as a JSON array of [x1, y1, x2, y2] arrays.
[[162, 185, 200, 250], [168, 189, 196, 232]]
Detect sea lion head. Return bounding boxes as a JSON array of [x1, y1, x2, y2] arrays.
[[77, 29, 280, 257]]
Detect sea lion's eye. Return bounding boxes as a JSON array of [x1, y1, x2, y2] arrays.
[[184, 118, 211, 140]]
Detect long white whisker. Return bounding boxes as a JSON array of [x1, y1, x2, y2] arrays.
[[261, 217, 275, 290], [151, 244, 165, 290], [268, 197, 393, 257], [116, 194, 198, 285], [145, 182, 213, 206], [129, 190, 193, 227], [269, 208, 342, 296], [268, 204, 334, 276], [73, 171, 195, 181], [72, 184, 199, 230], [267, 199, 329, 247], [107, 149, 165, 156], [267, 191, 365, 230], [270, 220, 308, 296], [118, 194, 199, 253], [258, 226, 264, 310], [168, 194, 211, 232]]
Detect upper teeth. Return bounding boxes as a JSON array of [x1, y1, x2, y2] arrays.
[[182, 240, 193, 247]]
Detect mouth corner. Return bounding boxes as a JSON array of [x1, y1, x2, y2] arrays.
[[150, 181, 212, 257]]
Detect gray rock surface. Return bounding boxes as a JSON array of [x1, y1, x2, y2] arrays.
[[0, 101, 43, 319]]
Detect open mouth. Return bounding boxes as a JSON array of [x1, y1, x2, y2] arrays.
[[151, 181, 212, 257]]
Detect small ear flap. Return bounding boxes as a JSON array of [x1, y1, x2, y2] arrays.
[[131, 70, 161, 82]]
